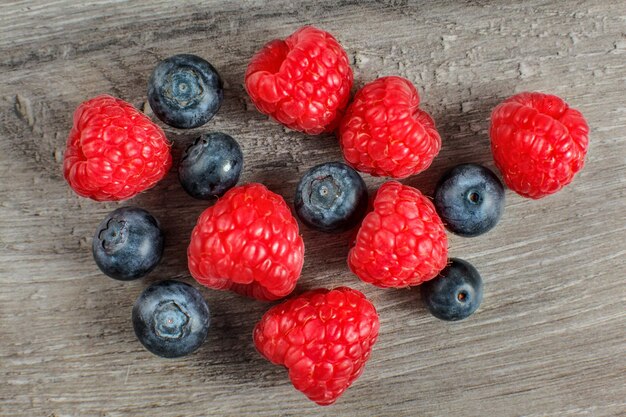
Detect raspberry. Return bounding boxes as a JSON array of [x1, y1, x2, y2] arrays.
[[348, 181, 448, 288], [490, 92, 589, 199], [187, 183, 304, 301], [63, 95, 172, 201], [245, 26, 353, 135], [339, 76, 442, 178], [253, 287, 379, 405]]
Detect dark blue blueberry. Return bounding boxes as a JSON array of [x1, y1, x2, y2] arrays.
[[147, 54, 223, 129], [178, 132, 243, 199], [132, 280, 210, 358], [92, 207, 164, 281], [421, 258, 483, 321], [434, 163, 505, 237], [294, 162, 368, 233]]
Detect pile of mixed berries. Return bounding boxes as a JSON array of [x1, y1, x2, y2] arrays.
[[63, 26, 589, 405]]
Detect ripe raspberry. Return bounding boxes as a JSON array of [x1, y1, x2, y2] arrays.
[[348, 181, 448, 288], [63, 95, 172, 201], [245, 26, 353, 134], [187, 183, 304, 301], [339, 76, 442, 178], [253, 287, 379, 405], [490, 92, 589, 199]]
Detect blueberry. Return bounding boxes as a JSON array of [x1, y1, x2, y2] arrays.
[[294, 162, 368, 233], [147, 54, 223, 129], [434, 163, 505, 237], [178, 132, 243, 199], [132, 280, 210, 358], [421, 258, 483, 321], [92, 207, 164, 281]]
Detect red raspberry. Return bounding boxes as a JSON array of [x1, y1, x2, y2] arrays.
[[187, 183, 304, 301], [63, 95, 172, 201], [348, 181, 448, 288], [253, 287, 379, 405], [339, 76, 442, 178], [245, 26, 353, 135], [490, 92, 589, 199]]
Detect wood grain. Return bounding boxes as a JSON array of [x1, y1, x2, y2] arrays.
[[1, 1, 625, 416]]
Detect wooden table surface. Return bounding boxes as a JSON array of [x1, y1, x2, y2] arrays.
[[1, 1, 625, 416]]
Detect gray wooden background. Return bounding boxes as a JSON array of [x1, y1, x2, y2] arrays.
[[1, 1, 625, 416]]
